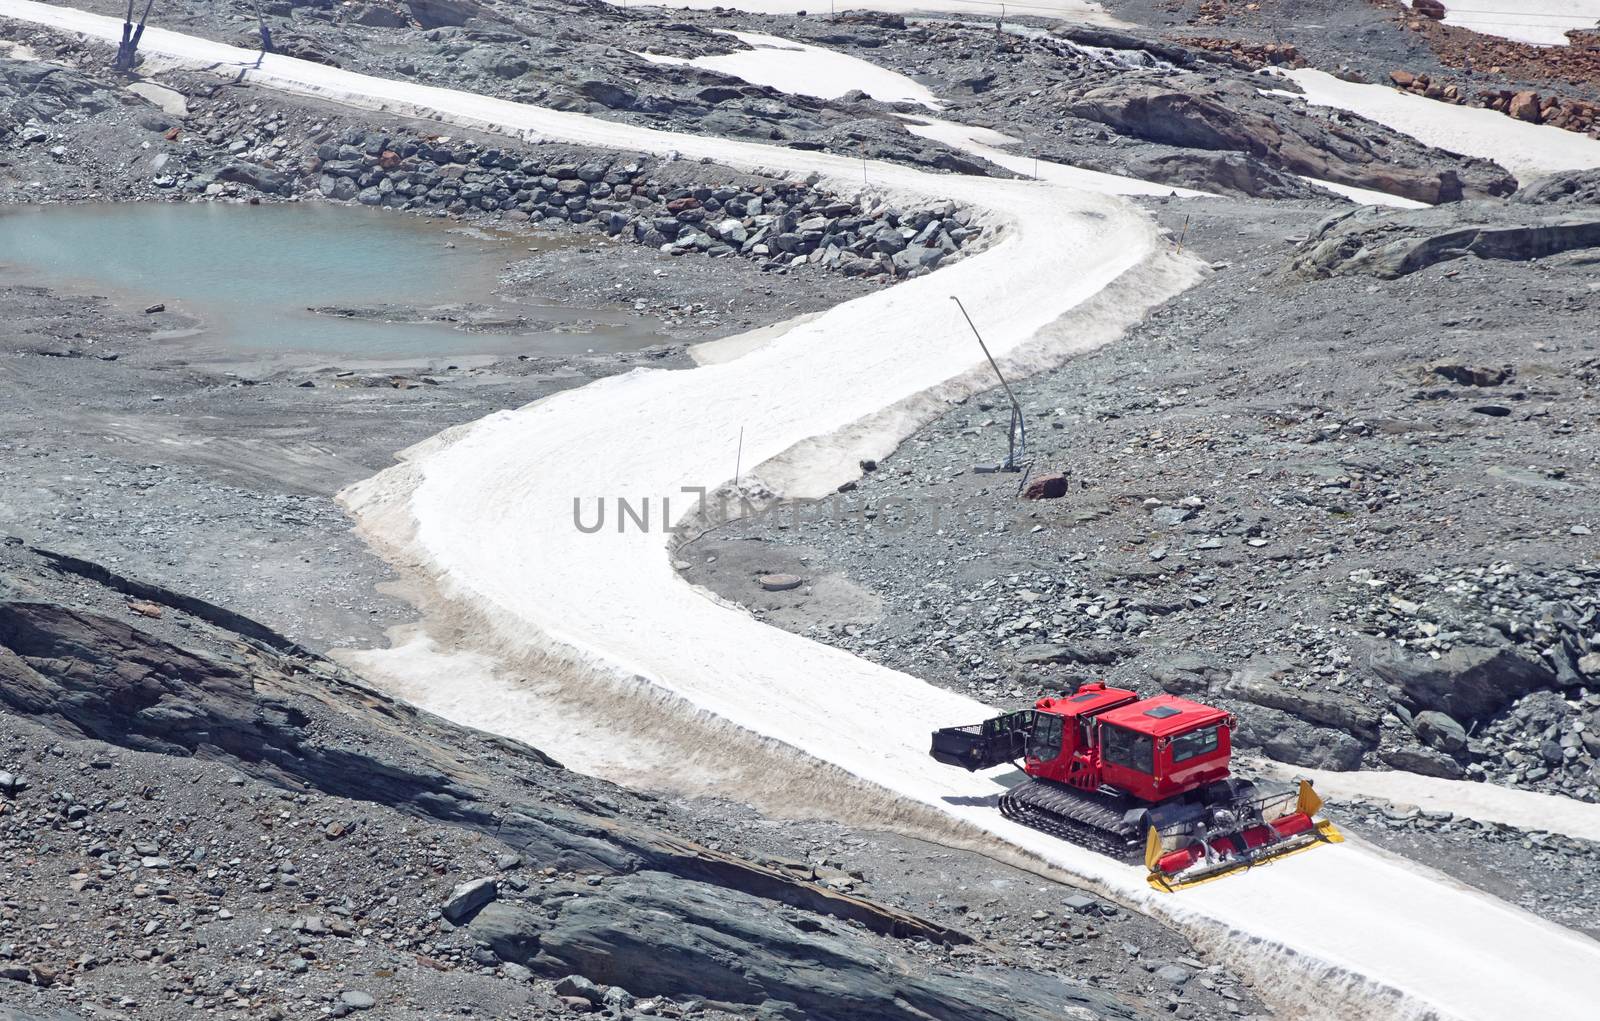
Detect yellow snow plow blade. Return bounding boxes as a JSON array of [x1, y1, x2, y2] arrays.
[[1146, 781, 1343, 893]]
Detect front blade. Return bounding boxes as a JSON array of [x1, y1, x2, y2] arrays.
[[1146, 819, 1344, 893]]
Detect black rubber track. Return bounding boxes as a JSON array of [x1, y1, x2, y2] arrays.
[[999, 779, 1142, 862]]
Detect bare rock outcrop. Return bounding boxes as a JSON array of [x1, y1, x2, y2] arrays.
[[1287, 201, 1600, 278], [1068, 78, 1516, 204]]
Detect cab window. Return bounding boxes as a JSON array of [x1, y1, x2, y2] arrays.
[[1170, 725, 1220, 763], [1029, 712, 1063, 761], [1100, 724, 1153, 774]]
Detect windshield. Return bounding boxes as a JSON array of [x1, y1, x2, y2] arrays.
[[1100, 723, 1153, 774], [1170, 725, 1220, 763]]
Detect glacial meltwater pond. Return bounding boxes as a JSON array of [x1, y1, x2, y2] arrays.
[[0, 203, 665, 361]]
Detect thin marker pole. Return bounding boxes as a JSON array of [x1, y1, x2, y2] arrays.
[[735, 426, 744, 485]]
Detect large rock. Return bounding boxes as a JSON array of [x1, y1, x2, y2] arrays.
[[1124, 151, 1320, 199], [1068, 79, 1514, 204], [1412, 710, 1468, 754], [1288, 203, 1600, 279], [1223, 674, 1382, 743], [405, 0, 483, 27], [0, 58, 116, 122], [441, 878, 498, 924], [1507, 91, 1542, 123], [468, 901, 544, 962], [492, 871, 1141, 1021], [1015, 641, 1126, 666], [1367, 644, 1558, 723], [1512, 167, 1600, 207], [1232, 705, 1365, 770], [1149, 653, 1229, 696], [350, 3, 407, 27], [215, 161, 290, 195], [1380, 745, 1465, 780]]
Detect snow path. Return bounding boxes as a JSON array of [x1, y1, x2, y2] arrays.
[[10, 3, 1599, 1019], [1264, 760, 1600, 842], [1402, 0, 1600, 46], [1270, 68, 1600, 184], [633, 29, 942, 108]]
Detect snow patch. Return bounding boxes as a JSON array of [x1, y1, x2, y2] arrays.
[[1271, 68, 1600, 184], [1403, 0, 1600, 46], [1263, 760, 1600, 842], [635, 30, 941, 109], [1300, 175, 1432, 208]]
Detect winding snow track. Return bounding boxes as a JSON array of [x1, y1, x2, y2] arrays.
[[11, 3, 1600, 1018]]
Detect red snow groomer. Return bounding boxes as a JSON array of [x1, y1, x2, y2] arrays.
[[930, 682, 1342, 891]]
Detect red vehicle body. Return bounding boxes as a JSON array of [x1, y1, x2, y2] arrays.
[[930, 681, 1338, 889], [1022, 684, 1232, 803]]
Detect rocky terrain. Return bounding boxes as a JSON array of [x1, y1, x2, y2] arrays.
[[5, 0, 1600, 1017], [10, 0, 1535, 205], [682, 175, 1600, 804], [0, 42, 984, 284], [0, 541, 1269, 1021]]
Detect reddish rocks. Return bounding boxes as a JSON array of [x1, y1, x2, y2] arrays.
[[1385, 68, 1600, 135], [1187, 37, 1306, 69], [1412, 0, 1447, 20], [1022, 474, 1069, 500], [1508, 90, 1542, 121]]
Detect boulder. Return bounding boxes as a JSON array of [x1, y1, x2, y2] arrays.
[[468, 901, 543, 963], [579, 80, 636, 109], [1015, 641, 1125, 667], [1429, 363, 1513, 387], [1021, 474, 1068, 500], [1150, 654, 1228, 696], [1412, 0, 1447, 19], [441, 877, 498, 924], [1380, 745, 1464, 780], [215, 161, 289, 195], [1068, 79, 1514, 204], [1223, 675, 1382, 743], [350, 4, 407, 27], [1367, 644, 1558, 723], [1512, 167, 1600, 207], [1232, 705, 1365, 770], [1412, 710, 1468, 754], [405, 0, 482, 28], [500, 871, 1140, 1021], [1288, 204, 1600, 279], [1508, 91, 1542, 123], [1124, 151, 1319, 200]]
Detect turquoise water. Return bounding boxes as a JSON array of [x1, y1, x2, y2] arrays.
[[0, 203, 660, 359]]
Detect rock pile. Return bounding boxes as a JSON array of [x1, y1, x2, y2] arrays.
[[1185, 37, 1307, 69], [297, 128, 981, 279], [1387, 70, 1600, 137], [1400, 12, 1600, 107]]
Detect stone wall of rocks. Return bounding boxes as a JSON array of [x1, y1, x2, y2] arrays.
[[300, 127, 983, 280]]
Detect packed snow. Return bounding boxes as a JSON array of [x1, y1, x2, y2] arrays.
[[1403, 0, 1600, 46], [1265, 760, 1600, 842], [1269, 68, 1600, 184], [10, 3, 1599, 1020], [1300, 176, 1431, 208], [634, 30, 941, 108]]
